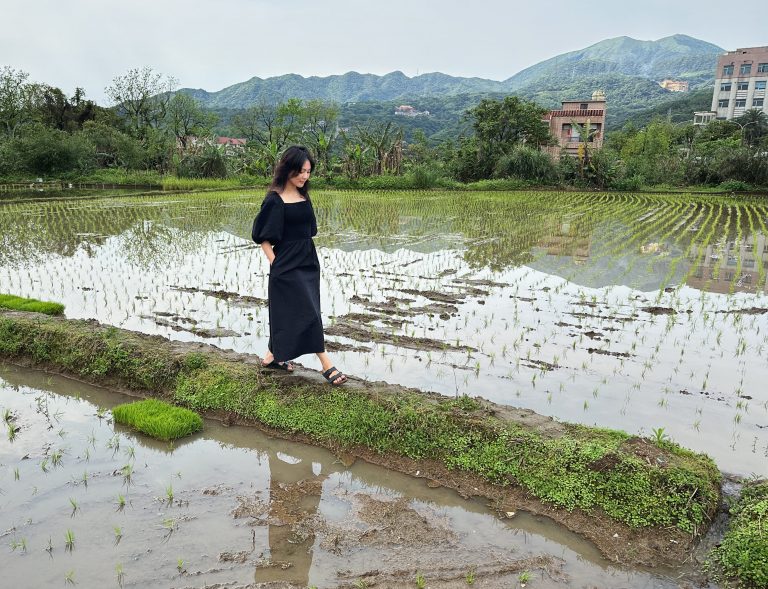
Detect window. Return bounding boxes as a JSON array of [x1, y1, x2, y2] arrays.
[[758, 63, 768, 73], [735, 99, 747, 107], [721, 82, 732, 91], [718, 99, 730, 108], [754, 98, 765, 107], [579, 103, 588, 110], [756, 81, 767, 90], [737, 81, 749, 91], [723, 64, 734, 76], [740, 63, 752, 75]]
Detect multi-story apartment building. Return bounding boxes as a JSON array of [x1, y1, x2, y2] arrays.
[[711, 46, 768, 120], [542, 90, 606, 158]]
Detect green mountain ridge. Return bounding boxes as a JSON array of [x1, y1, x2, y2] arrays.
[[183, 34, 723, 110]]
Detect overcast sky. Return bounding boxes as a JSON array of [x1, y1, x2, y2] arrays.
[[3, 0, 766, 104]]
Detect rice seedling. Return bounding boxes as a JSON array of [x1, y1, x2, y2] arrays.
[[64, 529, 75, 552], [114, 526, 123, 545], [116, 563, 125, 588], [69, 497, 79, 517]]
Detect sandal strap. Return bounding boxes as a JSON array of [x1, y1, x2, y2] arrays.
[[322, 366, 338, 378]]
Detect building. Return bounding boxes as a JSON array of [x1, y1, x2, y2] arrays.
[[394, 105, 430, 117], [542, 90, 606, 158], [711, 46, 768, 120], [693, 111, 717, 126], [660, 79, 689, 92]]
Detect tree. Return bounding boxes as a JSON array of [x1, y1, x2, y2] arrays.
[[301, 100, 339, 175], [352, 121, 403, 175], [166, 93, 217, 150], [734, 109, 768, 147], [105, 67, 175, 140], [0, 66, 40, 137]]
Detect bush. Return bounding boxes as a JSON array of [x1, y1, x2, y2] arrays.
[[177, 146, 228, 179], [12, 124, 95, 176], [718, 179, 752, 192], [494, 145, 558, 183]]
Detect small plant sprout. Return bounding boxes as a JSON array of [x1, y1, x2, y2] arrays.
[[114, 526, 123, 546], [64, 570, 76, 586], [415, 572, 426, 588], [116, 563, 125, 588], [116, 494, 126, 511], [177, 558, 185, 573], [166, 484, 174, 504], [651, 427, 670, 444], [64, 529, 75, 552], [519, 570, 532, 587], [465, 566, 476, 585], [69, 497, 79, 517]]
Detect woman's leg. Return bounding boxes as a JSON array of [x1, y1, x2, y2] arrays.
[[316, 352, 347, 384]]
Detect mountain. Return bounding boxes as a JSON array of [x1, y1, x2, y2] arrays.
[[193, 34, 724, 139], [183, 71, 508, 108], [505, 34, 722, 91]]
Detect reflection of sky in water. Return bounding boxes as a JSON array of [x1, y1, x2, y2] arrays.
[[1, 192, 767, 476]]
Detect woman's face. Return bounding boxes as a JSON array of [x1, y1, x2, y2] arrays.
[[288, 159, 312, 190]]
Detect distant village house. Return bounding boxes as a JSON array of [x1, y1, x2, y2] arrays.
[[542, 90, 606, 159], [659, 79, 689, 92], [394, 105, 430, 117]]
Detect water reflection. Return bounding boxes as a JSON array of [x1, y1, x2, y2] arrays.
[[0, 363, 708, 588]]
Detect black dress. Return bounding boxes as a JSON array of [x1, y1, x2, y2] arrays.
[[252, 191, 325, 362]]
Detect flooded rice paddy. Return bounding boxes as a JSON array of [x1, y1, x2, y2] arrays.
[[1, 188, 767, 585], [0, 363, 709, 588], [1, 190, 766, 475]]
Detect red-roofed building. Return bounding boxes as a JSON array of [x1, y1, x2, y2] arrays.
[[542, 91, 606, 158]]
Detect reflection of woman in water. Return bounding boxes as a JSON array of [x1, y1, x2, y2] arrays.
[[255, 449, 329, 585], [252, 146, 347, 386]]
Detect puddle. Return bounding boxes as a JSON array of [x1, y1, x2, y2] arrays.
[[0, 363, 716, 588]]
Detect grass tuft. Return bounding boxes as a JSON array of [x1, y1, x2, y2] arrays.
[[112, 399, 202, 441], [0, 294, 64, 315]]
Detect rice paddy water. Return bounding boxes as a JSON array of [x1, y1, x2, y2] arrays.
[[1, 188, 766, 585]]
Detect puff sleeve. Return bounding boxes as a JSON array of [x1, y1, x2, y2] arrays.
[[252, 193, 284, 244]]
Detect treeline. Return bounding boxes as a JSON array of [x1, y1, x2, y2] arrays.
[[1, 65, 767, 190]]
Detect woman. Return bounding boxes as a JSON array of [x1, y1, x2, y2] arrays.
[[251, 146, 347, 385]]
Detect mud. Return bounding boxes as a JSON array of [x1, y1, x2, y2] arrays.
[[142, 313, 241, 338], [171, 285, 268, 307], [325, 320, 477, 353]]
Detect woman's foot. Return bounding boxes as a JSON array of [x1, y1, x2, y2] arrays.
[[321, 366, 347, 386], [261, 352, 294, 372]]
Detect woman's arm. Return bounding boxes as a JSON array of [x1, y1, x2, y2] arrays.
[[261, 241, 275, 265]]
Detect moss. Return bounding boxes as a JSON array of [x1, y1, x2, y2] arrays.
[[0, 310, 722, 537], [112, 399, 202, 441], [709, 481, 768, 588], [0, 294, 64, 315]]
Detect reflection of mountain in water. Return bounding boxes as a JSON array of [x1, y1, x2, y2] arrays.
[[1, 192, 765, 295]]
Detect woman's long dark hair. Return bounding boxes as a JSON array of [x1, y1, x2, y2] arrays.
[[269, 145, 315, 199]]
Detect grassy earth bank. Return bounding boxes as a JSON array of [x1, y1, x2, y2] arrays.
[[0, 309, 722, 568]]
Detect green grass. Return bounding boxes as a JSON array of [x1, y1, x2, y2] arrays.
[[708, 481, 768, 588], [0, 294, 64, 315], [112, 399, 202, 441], [0, 311, 721, 538]]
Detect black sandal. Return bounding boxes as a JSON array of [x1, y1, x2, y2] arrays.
[[322, 366, 347, 386], [262, 360, 294, 371]]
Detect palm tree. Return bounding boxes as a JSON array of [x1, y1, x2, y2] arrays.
[[733, 109, 768, 147]]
